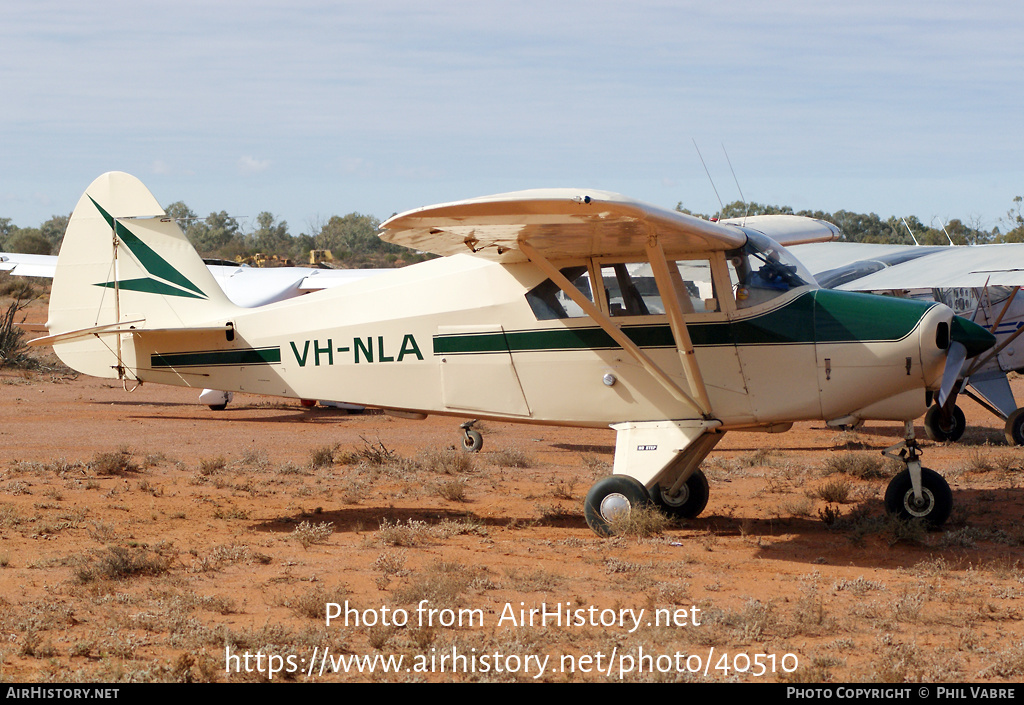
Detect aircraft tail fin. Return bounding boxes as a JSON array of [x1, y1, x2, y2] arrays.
[[44, 172, 239, 378]]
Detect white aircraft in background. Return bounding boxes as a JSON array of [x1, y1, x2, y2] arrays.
[[26, 172, 995, 535], [0, 251, 377, 306], [792, 241, 1024, 446]]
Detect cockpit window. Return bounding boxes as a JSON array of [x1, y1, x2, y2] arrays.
[[601, 263, 659, 316], [526, 266, 593, 320], [730, 231, 817, 308], [526, 260, 724, 321]]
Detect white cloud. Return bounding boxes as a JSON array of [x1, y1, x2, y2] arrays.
[[238, 156, 271, 175]]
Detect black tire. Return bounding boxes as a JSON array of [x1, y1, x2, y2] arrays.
[[883, 467, 953, 528], [461, 429, 483, 453], [208, 404, 227, 411], [923, 404, 965, 443], [1005, 408, 1024, 446], [584, 475, 651, 537], [649, 470, 709, 519]]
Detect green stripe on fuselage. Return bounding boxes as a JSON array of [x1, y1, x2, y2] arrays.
[[151, 347, 281, 368], [433, 290, 934, 355]]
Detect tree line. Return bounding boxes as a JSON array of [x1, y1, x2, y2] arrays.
[[0, 202, 427, 268], [4, 195, 1024, 265]]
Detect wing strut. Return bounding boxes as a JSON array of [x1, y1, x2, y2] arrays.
[[644, 234, 714, 415], [518, 240, 710, 418]]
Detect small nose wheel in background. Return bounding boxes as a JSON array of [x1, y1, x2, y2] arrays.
[[460, 420, 483, 453], [1004, 408, 1024, 446], [923, 404, 965, 443]]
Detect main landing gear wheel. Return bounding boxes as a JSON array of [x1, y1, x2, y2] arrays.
[[584, 475, 651, 537], [923, 404, 965, 443], [883, 467, 953, 528], [650, 470, 709, 519], [1004, 408, 1024, 446]]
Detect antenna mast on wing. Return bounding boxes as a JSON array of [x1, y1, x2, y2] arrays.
[[692, 139, 724, 219], [722, 144, 749, 223], [901, 218, 920, 246], [931, 217, 955, 246]]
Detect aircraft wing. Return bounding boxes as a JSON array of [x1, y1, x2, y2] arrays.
[[717, 214, 841, 247], [205, 264, 381, 306], [790, 242, 1024, 290], [380, 189, 750, 262], [0, 252, 58, 278], [1, 252, 380, 308]]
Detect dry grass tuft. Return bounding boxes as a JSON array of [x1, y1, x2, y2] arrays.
[[74, 546, 172, 583], [291, 520, 334, 549], [814, 477, 853, 503], [419, 448, 475, 474], [490, 447, 534, 468], [820, 452, 891, 479], [309, 444, 340, 470], [606, 504, 671, 538], [89, 447, 140, 476]]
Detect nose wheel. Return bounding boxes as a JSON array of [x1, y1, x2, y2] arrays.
[[884, 467, 952, 527]]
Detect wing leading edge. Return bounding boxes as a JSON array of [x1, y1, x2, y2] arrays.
[[380, 189, 748, 262]]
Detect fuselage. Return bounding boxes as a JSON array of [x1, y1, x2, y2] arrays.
[[123, 241, 986, 430]]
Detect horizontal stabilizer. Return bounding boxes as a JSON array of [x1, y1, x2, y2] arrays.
[[29, 322, 233, 348], [28, 319, 146, 347]]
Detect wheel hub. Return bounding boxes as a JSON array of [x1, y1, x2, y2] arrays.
[[599, 492, 632, 521], [661, 484, 690, 507], [903, 488, 935, 517]]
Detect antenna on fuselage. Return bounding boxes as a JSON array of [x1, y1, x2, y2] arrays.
[[722, 143, 749, 223], [693, 139, 724, 219]]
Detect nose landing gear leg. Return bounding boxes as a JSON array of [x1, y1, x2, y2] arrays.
[[882, 421, 953, 528]]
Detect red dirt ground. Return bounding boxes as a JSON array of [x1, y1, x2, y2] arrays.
[[2, 299, 1024, 683]]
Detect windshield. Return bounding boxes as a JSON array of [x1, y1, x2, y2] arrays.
[[730, 231, 818, 308]]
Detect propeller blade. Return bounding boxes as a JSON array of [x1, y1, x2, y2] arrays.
[[938, 341, 967, 408]]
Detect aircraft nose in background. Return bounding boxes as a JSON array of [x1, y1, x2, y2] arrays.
[[950, 315, 996, 358]]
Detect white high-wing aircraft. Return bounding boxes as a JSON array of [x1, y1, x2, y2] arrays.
[[792, 241, 1024, 446], [29, 173, 996, 535]]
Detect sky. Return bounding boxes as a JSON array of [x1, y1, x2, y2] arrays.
[[2, 0, 1023, 235]]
